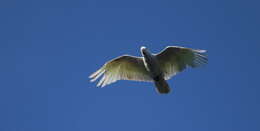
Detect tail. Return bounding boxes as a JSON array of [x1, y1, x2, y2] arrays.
[[154, 77, 170, 94]]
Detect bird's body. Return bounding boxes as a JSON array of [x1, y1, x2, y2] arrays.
[[89, 46, 207, 94], [141, 47, 170, 93], [141, 47, 161, 77]]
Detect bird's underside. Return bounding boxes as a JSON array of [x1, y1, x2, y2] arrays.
[[89, 46, 208, 94]]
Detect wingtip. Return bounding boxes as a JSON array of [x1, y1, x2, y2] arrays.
[[192, 50, 208, 67], [90, 78, 96, 82], [89, 72, 96, 79], [196, 49, 207, 53], [89, 75, 94, 79]]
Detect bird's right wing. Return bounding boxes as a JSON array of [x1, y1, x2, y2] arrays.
[[89, 55, 153, 87], [156, 46, 208, 80]]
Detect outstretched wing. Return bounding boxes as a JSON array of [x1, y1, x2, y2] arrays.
[[89, 55, 153, 87], [156, 46, 208, 80]]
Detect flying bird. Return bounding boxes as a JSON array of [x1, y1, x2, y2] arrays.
[[89, 46, 207, 94]]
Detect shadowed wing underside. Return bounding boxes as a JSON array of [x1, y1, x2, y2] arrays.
[[89, 55, 153, 87], [156, 46, 208, 80]]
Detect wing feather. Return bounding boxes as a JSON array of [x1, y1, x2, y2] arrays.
[[156, 46, 208, 80], [89, 55, 153, 87]]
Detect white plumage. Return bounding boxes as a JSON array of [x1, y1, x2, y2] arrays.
[[89, 46, 207, 94]]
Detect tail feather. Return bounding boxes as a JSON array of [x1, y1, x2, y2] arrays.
[[154, 77, 170, 94]]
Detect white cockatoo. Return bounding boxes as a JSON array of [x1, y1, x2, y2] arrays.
[[89, 46, 207, 94]]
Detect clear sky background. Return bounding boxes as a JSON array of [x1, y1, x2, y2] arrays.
[[0, 0, 260, 131]]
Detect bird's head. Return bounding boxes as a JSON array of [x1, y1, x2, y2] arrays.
[[140, 46, 147, 54], [140, 46, 151, 57], [141, 46, 146, 50]]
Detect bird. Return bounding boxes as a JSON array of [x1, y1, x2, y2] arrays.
[[89, 46, 207, 94]]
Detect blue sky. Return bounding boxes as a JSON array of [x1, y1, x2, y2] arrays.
[[0, 0, 260, 130]]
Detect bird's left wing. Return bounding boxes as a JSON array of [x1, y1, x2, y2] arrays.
[[89, 55, 153, 87], [156, 46, 208, 80]]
